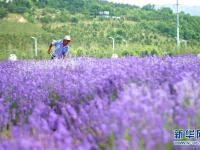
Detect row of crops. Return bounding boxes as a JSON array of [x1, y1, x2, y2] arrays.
[[0, 56, 200, 149]]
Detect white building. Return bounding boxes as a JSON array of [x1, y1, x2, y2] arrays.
[[98, 11, 110, 18], [112, 16, 121, 20]]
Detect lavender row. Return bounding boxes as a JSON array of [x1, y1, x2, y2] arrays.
[[0, 56, 200, 149]]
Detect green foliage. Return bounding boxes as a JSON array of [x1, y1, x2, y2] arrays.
[[0, 8, 8, 18], [0, 21, 45, 34], [70, 16, 79, 24], [24, 12, 35, 23], [0, 0, 200, 59], [156, 22, 176, 37], [6, 0, 32, 14], [159, 7, 173, 15], [142, 4, 156, 11], [56, 12, 71, 23], [40, 15, 52, 23]]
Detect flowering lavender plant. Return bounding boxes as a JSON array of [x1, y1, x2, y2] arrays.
[[0, 56, 200, 150]]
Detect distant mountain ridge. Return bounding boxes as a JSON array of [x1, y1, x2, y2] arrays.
[[157, 5, 200, 16]]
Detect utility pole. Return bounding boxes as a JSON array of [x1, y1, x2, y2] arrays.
[[123, 39, 128, 48], [176, 0, 180, 48], [109, 37, 115, 53], [31, 37, 38, 57]]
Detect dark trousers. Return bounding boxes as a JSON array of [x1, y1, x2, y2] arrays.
[[51, 55, 56, 60]]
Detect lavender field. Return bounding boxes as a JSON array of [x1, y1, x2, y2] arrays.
[[0, 56, 200, 150]]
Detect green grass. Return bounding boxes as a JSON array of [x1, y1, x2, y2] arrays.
[[0, 21, 45, 34], [0, 12, 200, 59]]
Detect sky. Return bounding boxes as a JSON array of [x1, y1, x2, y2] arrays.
[[107, 0, 200, 7]]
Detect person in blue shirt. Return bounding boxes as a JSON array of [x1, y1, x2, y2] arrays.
[[48, 35, 71, 59]]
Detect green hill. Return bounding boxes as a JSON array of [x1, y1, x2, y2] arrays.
[[0, 0, 200, 59]]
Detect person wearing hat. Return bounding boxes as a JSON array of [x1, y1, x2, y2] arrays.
[[48, 35, 71, 59]]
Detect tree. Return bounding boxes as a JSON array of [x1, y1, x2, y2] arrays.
[[90, 4, 102, 17], [70, 16, 79, 24], [142, 4, 155, 11], [159, 7, 173, 15]]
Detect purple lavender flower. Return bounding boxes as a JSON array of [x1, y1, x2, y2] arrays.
[[0, 56, 200, 149]]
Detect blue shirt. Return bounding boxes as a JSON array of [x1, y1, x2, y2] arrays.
[[52, 40, 69, 58]]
